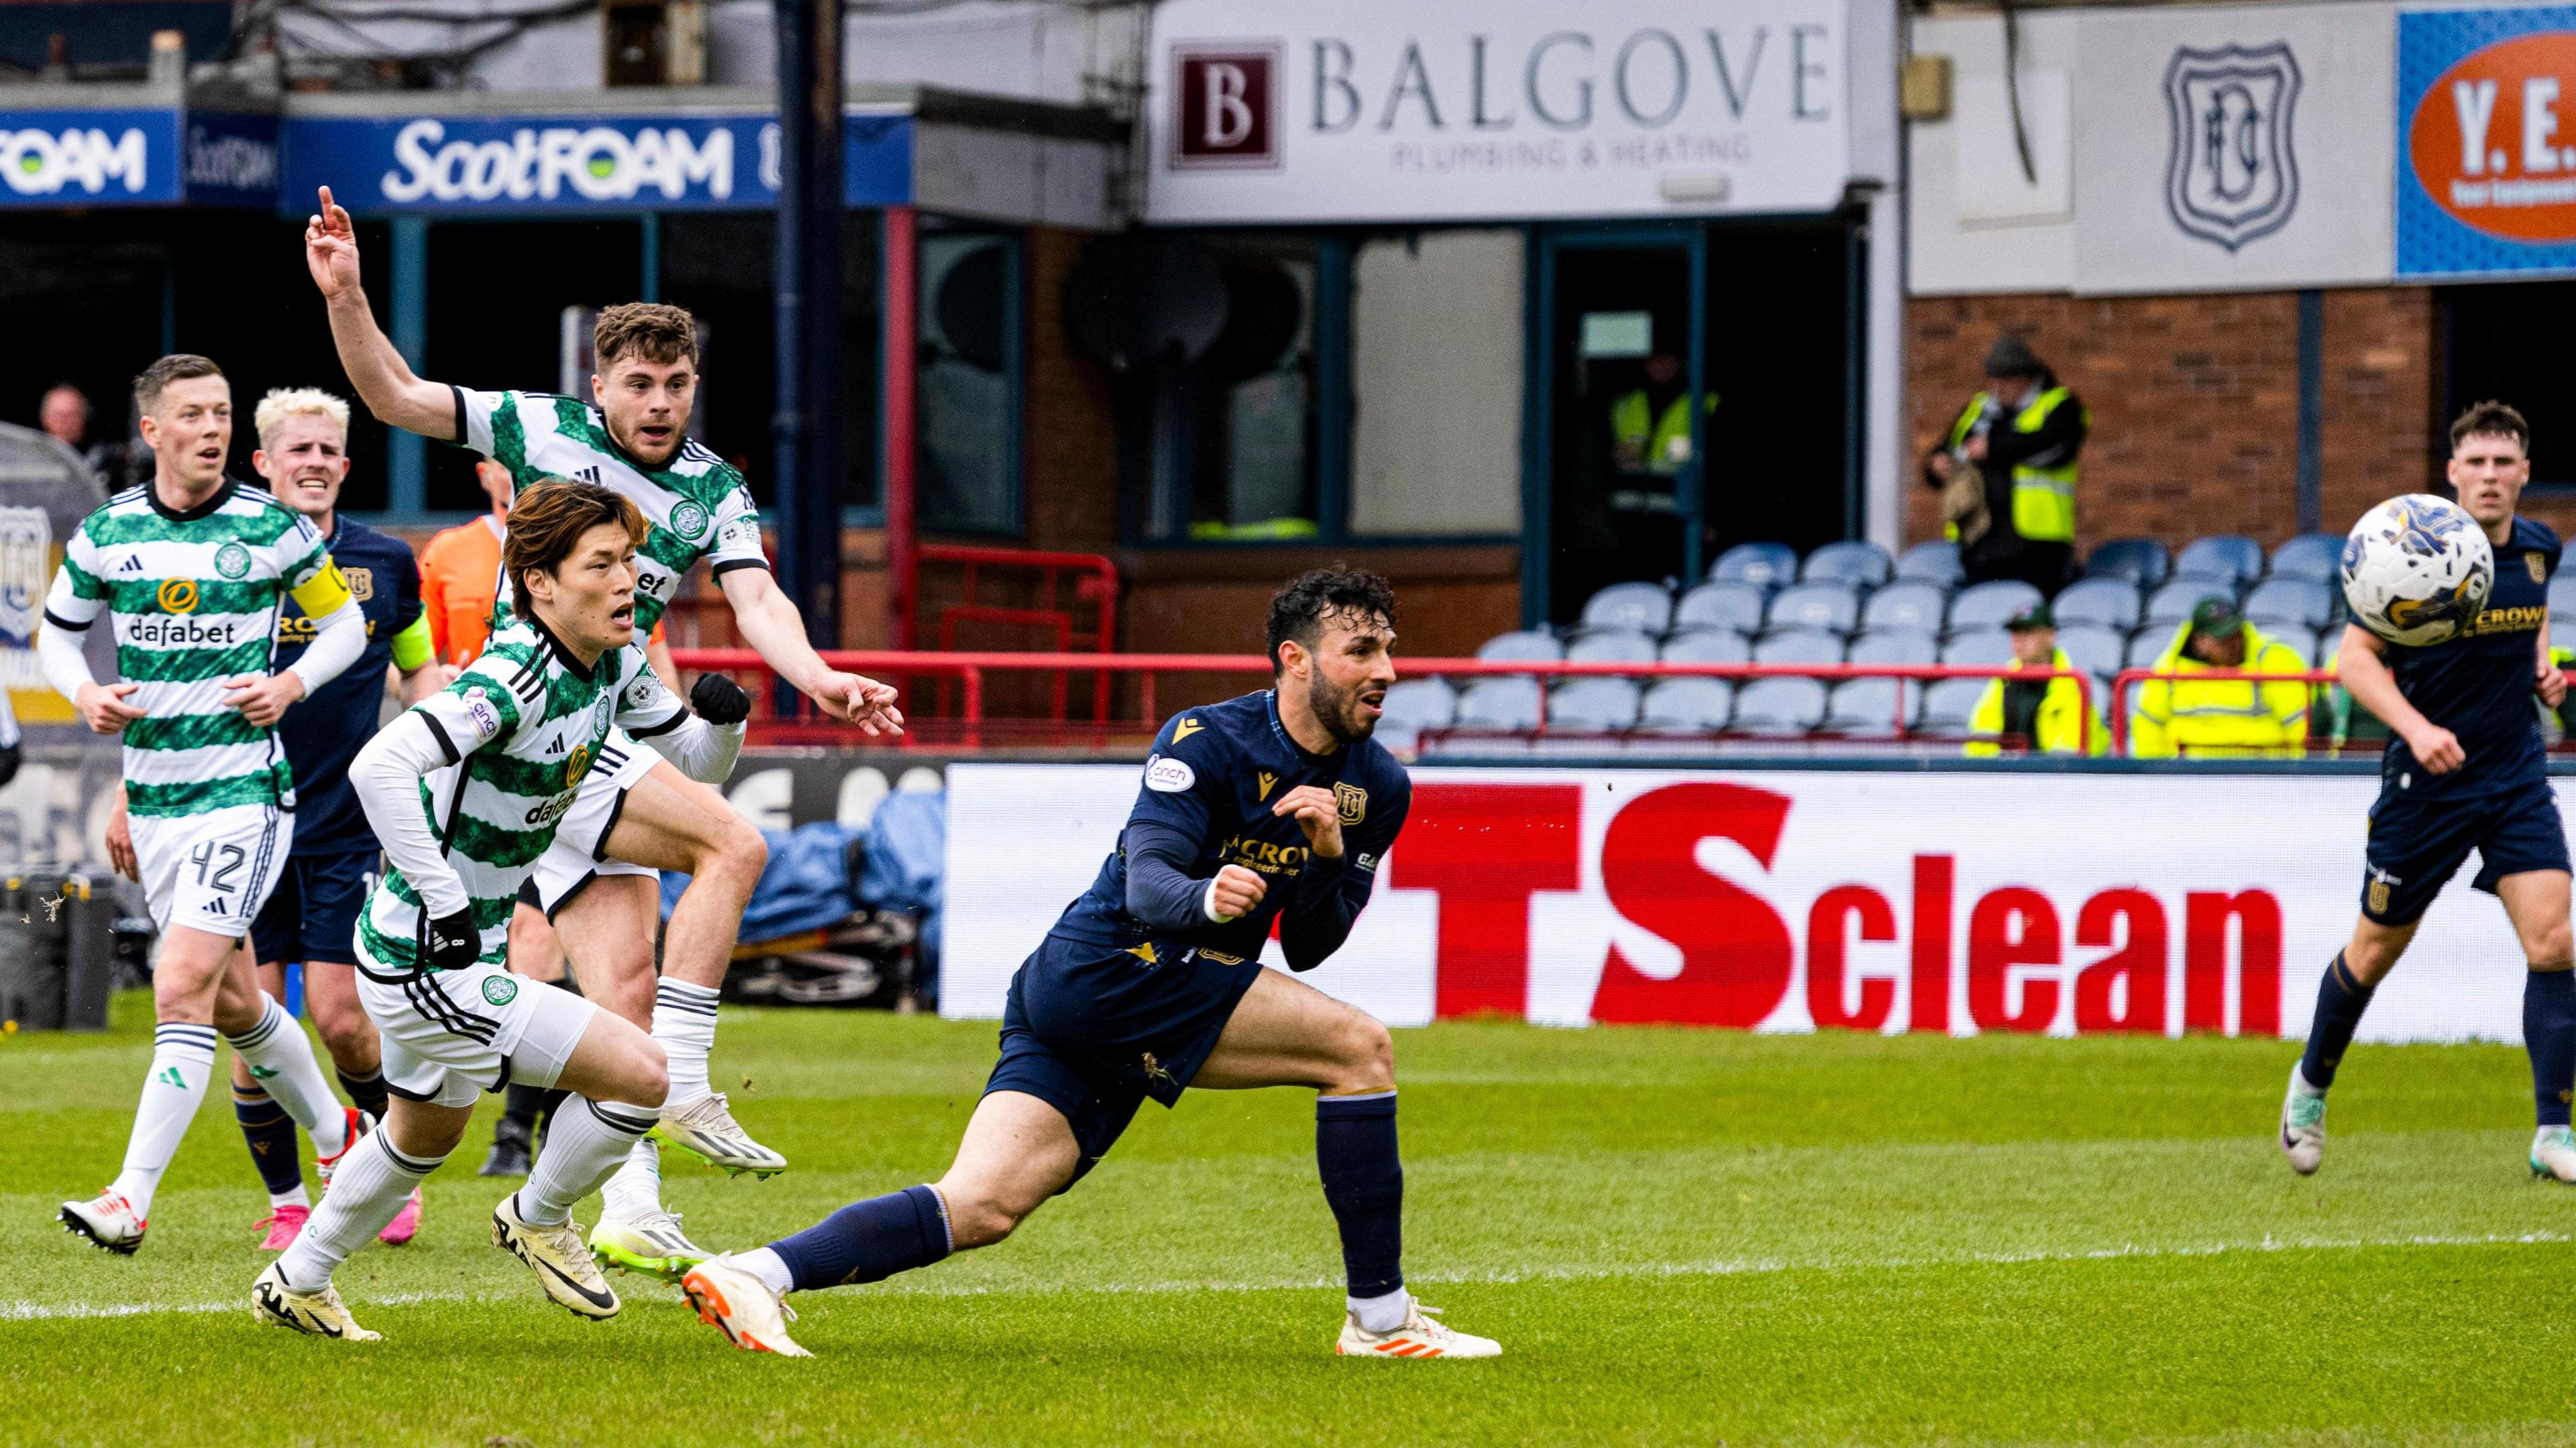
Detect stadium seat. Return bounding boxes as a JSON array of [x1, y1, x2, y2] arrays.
[[1711, 541, 1799, 592], [1673, 580, 1768, 634], [2174, 534, 2264, 587], [2269, 533, 2343, 583], [1636, 677, 1734, 734], [1917, 677, 1991, 736], [2549, 573, 2576, 618], [2243, 577, 2336, 632], [1894, 539, 1965, 588], [1939, 628, 2014, 667], [2269, 628, 2320, 667], [1947, 579, 2043, 632], [2085, 538, 2171, 588], [1660, 628, 1750, 664], [1454, 676, 1543, 732], [2124, 627, 2176, 671], [1548, 677, 1641, 732], [1801, 540, 1893, 589], [1564, 628, 1657, 664], [2056, 623, 2126, 685], [1754, 628, 1845, 666], [2145, 579, 2233, 629], [1862, 579, 1947, 633], [2050, 576, 2141, 631], [1824, 677, 1915, 736], [1848, 627, 1937, 668], [1476, 629, 1563, 663], [1729, 677, 1829, 736], [1579, 580, 1674, 634], [1373, 678, 1456, 753], [1766, 581, 1861, 635]]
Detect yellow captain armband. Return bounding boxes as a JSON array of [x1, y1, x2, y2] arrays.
[[289, 561, 354, 620], [390, 612, 435, 672]]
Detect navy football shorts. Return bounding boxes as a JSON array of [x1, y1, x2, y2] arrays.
[[2361, 780, 2571, 926], [250, 850, 374, 967], [983, 934, 1265, 1188]]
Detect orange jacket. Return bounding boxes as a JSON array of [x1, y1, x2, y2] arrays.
[[423, 514, 662, 665]]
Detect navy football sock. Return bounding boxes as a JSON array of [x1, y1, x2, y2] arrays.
[[768, 1184, 953, 1290], [2298, 953, 2375, 1092], [1316, 1092, 1404, 1299], [335, 1066, 389, 1124], [233, 1084, 305, 1200], [2526, 968, 2576, 1128], [501, 1082, 551, 1133]]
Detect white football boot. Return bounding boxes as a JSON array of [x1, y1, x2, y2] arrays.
[[680, 1254, 810, 1357], [59, 1190, 147, 1256], [491, 1194, 620, 1319], [2532, 1125, 2576, 1183], [654, 1093, 789, 1178], [590, 1206, 711, 1282], [2279, 1065, 2326, 1176], [1335, 1297, 1501, 1359], [251, 1260, 381, 1341]]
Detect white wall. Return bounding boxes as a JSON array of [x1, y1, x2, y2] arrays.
[[1906, 10, 2081, 297]]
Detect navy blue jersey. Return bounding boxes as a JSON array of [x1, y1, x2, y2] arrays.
[[2379, 514, 2561, 799], [1052, 690, 1411, 965], [274, 518, 423, 854]]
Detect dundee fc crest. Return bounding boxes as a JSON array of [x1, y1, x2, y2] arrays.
[[2163, 42, 2301, 252]]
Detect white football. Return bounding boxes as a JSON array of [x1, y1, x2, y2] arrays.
[[2340, 494, 2493, 647]]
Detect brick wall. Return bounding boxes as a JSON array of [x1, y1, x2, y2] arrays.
[[1904, 288, 2447, 554]]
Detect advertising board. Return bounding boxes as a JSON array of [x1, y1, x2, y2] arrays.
[[2398, 5, 2576, 277]]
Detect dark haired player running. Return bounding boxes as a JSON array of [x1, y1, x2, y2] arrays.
[[677, 568, 1498, 1360], [2285, 400, 2576, 1182]]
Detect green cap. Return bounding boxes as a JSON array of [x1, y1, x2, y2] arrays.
[[2004, 601, 2055, 632], [2188, 597, 2245, 638]]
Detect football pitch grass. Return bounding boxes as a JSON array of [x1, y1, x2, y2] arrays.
[[3, 995, 2573, 1446]]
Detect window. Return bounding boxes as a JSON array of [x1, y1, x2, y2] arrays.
[[2446, 280, 2576, 488], [1348, 230, 1523, 537], [918, 227, 1022, 534], [1133, 235, 1322, 542]]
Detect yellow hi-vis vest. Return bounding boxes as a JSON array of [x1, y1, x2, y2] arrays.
[[1611, 390, 1715, 476], [1965, 647, 2108, 757], [2128, 620, 2311, 759], [1943, 387, 2082, 544]]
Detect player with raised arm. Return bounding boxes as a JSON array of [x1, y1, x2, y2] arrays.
[[43, 355, 371, 1254], [305, 184, 898, 1279], [251, 480, 753, 1341], [680, 569, 1498, 1361], [2285, 400, 2576, 1181]]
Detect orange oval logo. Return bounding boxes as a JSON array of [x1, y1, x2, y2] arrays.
[[2410, 32, 2576, 241], [156, 579, 199, 614]]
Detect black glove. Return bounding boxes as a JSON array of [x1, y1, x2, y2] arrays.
[[0, 740, 21, 788], [690, 671, 751, 727], [425, 908, 480, 972]]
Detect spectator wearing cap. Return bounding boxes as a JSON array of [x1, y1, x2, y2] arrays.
[[2130, 598, 2311, 759], [1966, 601, 2108, 756], [1923, 335, 2089, 592]]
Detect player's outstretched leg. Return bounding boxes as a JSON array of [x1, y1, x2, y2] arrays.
[[257, 1109, 454, 1342], [231, 1070, 310, 1248], [2284, 926, 2406, 1176], [492, 1008, 671, 1318]]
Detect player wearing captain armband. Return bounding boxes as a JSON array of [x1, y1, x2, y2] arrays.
[[43, 356, 370, 1256], [250, 480, 753, 1342]]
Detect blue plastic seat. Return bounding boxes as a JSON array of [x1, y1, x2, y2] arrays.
[[1947, 580, 2043, 633], [1917, 677, 1991, 736], [1939, 628, 2014, 667], [2175, 535, 2265, 588], [1824, 677, 1916, 736], [1729, 677, 1829, 736], [2086, 538, 2171, 588], [2547, 573, 2576, 617], [2056, 624, 2125, 685], [1564, 628, 1658, 665], [1374, 678, 1456, 754], [1659, 628, 1750, 664], [1476, 630, 1563, 663], [2145, 579, 2233, 630], [1754, 628, 1845, 667], [1862, 580, 1947, 634], [1548, 677, 1642, 731], [1894, 540, 1965, 588], [1847, 627, 1937, 668], [1454, 677, 1543, 731], [2051, 577, 2141, 631], [2269, 533, 2343, 583], [2243, 577, 2336, 632], [1579, 581, 1674, 634], [2124, 628, 2175, 671], [1636, 677, 1734, 734], [1673, 581, 1767, 635], [1711, 541, 1799, 592], [1800, 540, 1893, 590], [1766, 582, 1861, 636]]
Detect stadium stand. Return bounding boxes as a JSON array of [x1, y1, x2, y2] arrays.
[[1894, 539, 1965, 588], [1939, 628, 2014, 667], [1550, 677, 1643, 731], [2057, 624, 2127, 686], [1637, 677, 1735, 734], [2145, 578, 2229, 628], [1861, 579, 1947, 633], [1755, 628, 1845, 666], [1848, 627, 1937, 668], [1948, 581, 2043, 632], [2268, 533, 2343, 583], [1566, 628, 1659, 664], [1766, 581, 1861, 635], [1374, 677, 1456, 754], [1800, 540, 1893, 588], [1478, 629, 1562, 663], [1674, 580, 1767, 634], [2244, 577, 2337, 633], [2051, 576, 2141, 631], [1580, 580, 1674, 634], [1711, 541, 1799, 591], [1660, 628, 1750, 663], [2084, 538, 2170, 588], [1731, 677, 1829, 736], [1456, 675, 1544, 731], [2174, 535, 2265, 588]]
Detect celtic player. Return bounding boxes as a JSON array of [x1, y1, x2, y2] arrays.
[[253, 481, 751, 1341], [307, 183, 900, 1280], [41, 354, 370, 1255]]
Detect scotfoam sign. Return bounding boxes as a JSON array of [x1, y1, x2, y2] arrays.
[[2397, 7, 2576, 276], [946, 764, 2548, 1044], [1146, 0, 1852, 222], [282, 113, 771, 213], [0, 109, 176, 204]]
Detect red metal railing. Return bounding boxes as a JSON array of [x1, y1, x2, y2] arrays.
[[669, 649, 2098, 753], [2106, 668, 2337, 755], [902, 545, 1120, 727]]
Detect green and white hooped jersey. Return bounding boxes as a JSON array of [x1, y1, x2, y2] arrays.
[[44, 480, 351, 819], [356, 616, 690, 973], [453, 388, 767, 636]]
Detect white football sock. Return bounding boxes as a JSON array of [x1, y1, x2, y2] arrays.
[[2292, 1066, 2326, 1098], [109, 1023, 218, 1219], [278, 1133, 441, 1292], [1350, 1286, 1410, 1334], [225, 997, 347, 1159], [519, 1097, 657, 1227], [736, 1247, 794, 1296], [270, 1183, 310, 1210], [653, 979, 720, 1107], [600, 1137, 663, 1223]]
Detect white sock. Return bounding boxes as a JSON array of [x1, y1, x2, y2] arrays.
[[736, 1246, 794, 1296], [600, 1137, 663, 1223], [270, 1183, 311, 1210], [519, 1097, 657, 1226], [2292, 1066, 2326, 1098], [225, 998, 347, 1158], [1349, 1286, 1410, 1334], [278, 1133, 441, 1291], [653, 979, 720, 1107], [109, 1023, 219, 1219]]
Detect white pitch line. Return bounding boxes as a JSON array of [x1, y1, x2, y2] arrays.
[[4, 1230, 2565, 1323]]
